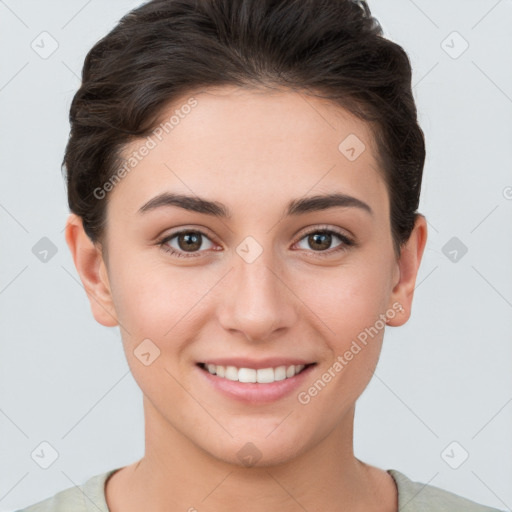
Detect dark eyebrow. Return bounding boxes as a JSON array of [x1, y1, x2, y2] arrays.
[[286, 193, 373, 216], [138, 192, 373, 218]]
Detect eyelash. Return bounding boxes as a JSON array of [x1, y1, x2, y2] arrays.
[[157, 226, 356, 259]]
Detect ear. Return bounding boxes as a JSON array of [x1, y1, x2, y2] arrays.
[[386, 214, 428, 326], [64, 213, 118, 327]]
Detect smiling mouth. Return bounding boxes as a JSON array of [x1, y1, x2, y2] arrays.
[[197, 362, 316, 384]]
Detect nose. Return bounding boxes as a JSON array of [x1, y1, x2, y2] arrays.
[[217, 251, 298, 343]]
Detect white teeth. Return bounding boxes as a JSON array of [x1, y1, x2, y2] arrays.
[[256, 368, 274, 384], [238, 368, 257, 383], [274, 366, 287, 381], [225, 366, 238, 381], [202, 363, 309, 383]]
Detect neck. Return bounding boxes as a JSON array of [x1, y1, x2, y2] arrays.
[[106, 398, 395, 512]]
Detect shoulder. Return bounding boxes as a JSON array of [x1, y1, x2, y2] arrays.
[[14, 468, 120, 512], [388, 469, 505, 512]]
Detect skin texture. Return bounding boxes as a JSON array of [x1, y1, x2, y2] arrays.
[[65, 85, 427, 512]]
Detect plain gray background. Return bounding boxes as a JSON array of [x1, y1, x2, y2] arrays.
[[1, 1, 511, 511]]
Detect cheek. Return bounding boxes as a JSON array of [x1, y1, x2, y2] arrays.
[[110, 266, 208, 405], [108, 247, 191, 325], [109, 254, 222, 359], [295, 267, 389, 419], [300, 259, 393, 342], [294, 256, 393, 404]]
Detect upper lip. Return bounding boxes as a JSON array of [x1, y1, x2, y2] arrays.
[[198, 358, 315, 369]]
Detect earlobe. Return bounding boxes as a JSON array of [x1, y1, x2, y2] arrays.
[[386, 214, 428, 327], [64, 214, 119, 327]]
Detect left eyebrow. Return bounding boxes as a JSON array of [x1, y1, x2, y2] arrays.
[[137, 192, 373, 218], [286, 193, 373, 217]]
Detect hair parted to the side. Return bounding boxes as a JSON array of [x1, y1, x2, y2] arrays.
[[63, 0, 425, 257]]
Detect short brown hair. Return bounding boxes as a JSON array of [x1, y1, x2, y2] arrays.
[[64, 0, 425, 256]]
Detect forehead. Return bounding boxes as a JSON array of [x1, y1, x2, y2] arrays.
[[110, 85, 387, 216]]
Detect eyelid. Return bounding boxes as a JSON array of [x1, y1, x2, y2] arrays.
[[157, 226, 220, 257], [158, 224, 356, 258], [292, 225, 356, 257], [158, 225, 219, 244], [295, 223, 354, 241]]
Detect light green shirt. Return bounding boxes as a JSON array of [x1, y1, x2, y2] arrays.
[[15, 467, 504, 511]]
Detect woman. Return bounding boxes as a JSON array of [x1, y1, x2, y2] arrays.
[[16, 0, 503, 510]]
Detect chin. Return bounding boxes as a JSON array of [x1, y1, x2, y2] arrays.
[[201, 428, 311, 469]]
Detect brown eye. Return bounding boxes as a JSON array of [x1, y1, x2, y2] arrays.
[[160, 230, 215, 258], [295, 228, 354, 255], [307, 232, 335, 251], [176, 232, 202, 252]]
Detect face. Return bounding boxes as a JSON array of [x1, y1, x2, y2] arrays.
[[75, 86, 415, 467]]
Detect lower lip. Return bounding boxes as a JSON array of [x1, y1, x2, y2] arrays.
[[197, 364, 316, 404]]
